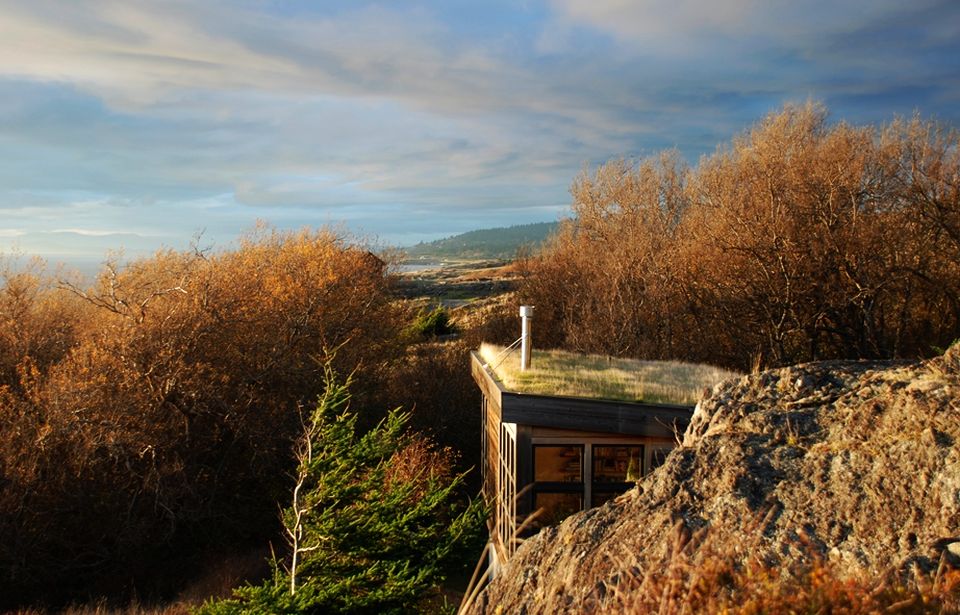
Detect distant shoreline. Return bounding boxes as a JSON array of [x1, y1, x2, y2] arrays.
[[397, 261, 444, 274]]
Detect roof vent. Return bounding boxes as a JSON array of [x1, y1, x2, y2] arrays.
[[520, 305, 534, 371]]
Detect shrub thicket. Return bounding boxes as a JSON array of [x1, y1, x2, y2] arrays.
[[197, 362, 484, 615], [375, 339, 488, 500], [0, 226, 404, 606], [404, 305, 457, 340], [520, 103, 960, 370]]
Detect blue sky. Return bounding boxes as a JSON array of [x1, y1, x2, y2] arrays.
[[1, 0, 958, 263]]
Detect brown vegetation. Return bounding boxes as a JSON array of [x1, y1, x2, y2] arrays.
[[0, 226, 404, 607], [597, 524, 960, 615], [463, 522, 960, 615], [376, 340, 482, 488], [520, 103, 960, 370]]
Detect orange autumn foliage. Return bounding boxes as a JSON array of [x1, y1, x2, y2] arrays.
[[0, 226, 402, 605], [521, 103, 960, 370]]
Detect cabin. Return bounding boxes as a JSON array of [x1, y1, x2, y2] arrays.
[[473, 307, 735, 575]]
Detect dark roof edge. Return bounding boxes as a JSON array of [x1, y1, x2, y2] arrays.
[[470, 350, 694, 438]]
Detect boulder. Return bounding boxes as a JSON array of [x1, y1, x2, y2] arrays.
[[467, 345, 960, 614]]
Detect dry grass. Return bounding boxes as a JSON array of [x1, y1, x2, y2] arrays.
[[9, 546, 273, 614], [594, 523, 960, 615], [479, 343, 738, 405], [460, 506, 960, 614], [10, 602, 192, 615]]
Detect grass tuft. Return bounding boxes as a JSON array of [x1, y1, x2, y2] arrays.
[[593, 523, 960, 615], [479, 343, 739, 405]]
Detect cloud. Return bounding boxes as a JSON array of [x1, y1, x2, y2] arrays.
[[0, 2, 505, 114], [6, 230, 158, 259], [0, 1, 691, 143], [50, 228, 138, 237], [0, 0, 958, 258], [546, 0, 922, 47], [548, 0, 760, 44]]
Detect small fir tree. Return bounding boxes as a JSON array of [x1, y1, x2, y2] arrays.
[[197, 361, 484, 614]]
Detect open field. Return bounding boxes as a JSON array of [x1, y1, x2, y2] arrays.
[[394, 259, 520, 307]]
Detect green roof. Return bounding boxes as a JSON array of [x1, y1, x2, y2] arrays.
[[478, 343, 739, 405]]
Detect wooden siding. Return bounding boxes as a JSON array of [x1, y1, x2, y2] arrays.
[[471, 350, 695, 572], [471, 352, 503, 409]]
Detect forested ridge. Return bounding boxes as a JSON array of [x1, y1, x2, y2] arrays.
[[405, 222, 559, 260]]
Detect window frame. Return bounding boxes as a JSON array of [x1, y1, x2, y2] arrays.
[[591, 443, 645, 504], [529, 438, 659, 514]]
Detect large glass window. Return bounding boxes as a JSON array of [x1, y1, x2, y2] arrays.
[[531, 445, 583, 531], [592, 445, 644, 507], [591, 491, 623, 507], [593, 445, 644, 483], [526, 442, 672, 527], [534, 446, 583, 483], [533, 492, 583, 527]]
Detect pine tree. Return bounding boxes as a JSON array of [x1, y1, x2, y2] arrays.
[[197, 361, 484, 614]]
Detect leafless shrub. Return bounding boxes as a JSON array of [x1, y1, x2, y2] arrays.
[[0, 225, 403, 606], [374, 340, 482, 482], [520, 103, 960, 371]]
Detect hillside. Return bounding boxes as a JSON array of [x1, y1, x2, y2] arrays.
[[466, 345, 960, 613], [404, 221, 559, 260]]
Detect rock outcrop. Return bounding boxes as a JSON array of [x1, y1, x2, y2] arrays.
[[468, 346, 960, 614]]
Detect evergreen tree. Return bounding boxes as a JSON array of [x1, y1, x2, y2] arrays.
[[197, 361, 484, 614]]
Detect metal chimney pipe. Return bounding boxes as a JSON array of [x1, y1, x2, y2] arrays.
[[520, 305, 534, 371]]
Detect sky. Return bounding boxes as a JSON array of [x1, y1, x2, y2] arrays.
[[1, 0, 958, 264]]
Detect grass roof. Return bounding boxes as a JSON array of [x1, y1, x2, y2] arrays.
[[478, 343, 739, 405]]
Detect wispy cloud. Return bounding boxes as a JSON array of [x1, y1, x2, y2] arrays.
[[0, 1, 956, 259], [50, 228, 143, 237]]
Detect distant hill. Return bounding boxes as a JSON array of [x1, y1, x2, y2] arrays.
[[404, 221, 560, 260]]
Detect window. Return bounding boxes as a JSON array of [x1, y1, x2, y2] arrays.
[[593, 445, 644, 483], [590, 491, 623, 507], [533, 492, 582, 526], [530, 445, 583, 530], [480, 398, 488, 499], [524, 441, 674, 529], [534, 445, 583, 483], [592, 445, 644, 506], [498, 423, 518, 559]]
